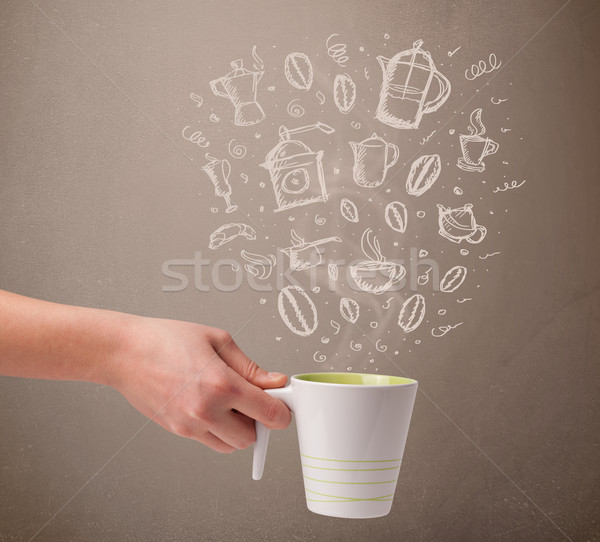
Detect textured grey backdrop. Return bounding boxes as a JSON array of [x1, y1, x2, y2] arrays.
[[1, 1, 599, 541]]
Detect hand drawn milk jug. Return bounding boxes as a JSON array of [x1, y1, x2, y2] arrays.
[[376, 39, 451, 129], [210, 59, 265, 127]]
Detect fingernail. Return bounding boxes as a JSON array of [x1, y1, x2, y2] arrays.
[[268, 372, 285, 379]]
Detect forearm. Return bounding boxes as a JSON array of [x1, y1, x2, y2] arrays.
[[0, 289, 130, 386]]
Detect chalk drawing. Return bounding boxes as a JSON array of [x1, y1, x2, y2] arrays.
[[278, 285, 318, 337], [416, 211, 426, 218], [420, 130, 436, 145], [201, 154, 238, 213], [417, 267, 432, 286], [240, 250, 276, 279], [370, 322, 378, 329], [190, 93, 203, 108], [431, 322, 463, 337], [350, 133, 399, 188], [340, 297, 360, 323], [398, 294, 426, 333], [326, 34, 349, 67], [375, 339, 388, 352], [208, 223, 256, 250], [287, 99, 305, 118], [438, 309, 447, 316], [376, 39, 451, 129], [478, 252, 501, 260], [261, 124, 334, 212], [328, 263, 339, 281], [321, 337, 330, 344], [419, 249, 428, 258], [491, 97, 508, 105], [457, 108, 499, 173], [316, 91, 326, 105], [460, 248, 469, 256], [406, 154, 441, 196], [364, 67, 369, 80], [240, 173, 249, 184], [453, 186, 463, 195], [493, 180, 526, 193], [333, 73, 357, 114], [382, 297, 393, 310], [314, 214, 326, 226], [384, 201, 408, 233], [438, 203, 487, 244], [351, 121, 361, 129], [350, 228, 406, 295], [282, 229, 341, 271], [447, 46, 461, 57], [209, 114, 220, 123], [210, 59, 265, 126], [465, 54, 502, 80], [182, 126, 210, 148], [330, 320, 341, 334], [439, 265, 468, 292], [500, 127, 511, 133], [210, 207, 218, 214], [228, 139, 247, 159], [457, 298, 472, 303], [251, 45, 264, 71], [284, 52, 313, 90], [340, 197, 359, 223], [350, 341, 363, 351], [313, 351, 327, 362]]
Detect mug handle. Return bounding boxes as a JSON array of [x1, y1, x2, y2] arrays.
[[484, 139, 499, 157], [385, 142, 400, 170], [422, 70, 451, 115], [252, 385, 294, 480]]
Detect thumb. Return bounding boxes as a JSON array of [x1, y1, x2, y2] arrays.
[[218, 337, 287, 389]]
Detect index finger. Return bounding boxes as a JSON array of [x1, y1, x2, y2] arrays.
[[228, 372, 291, 430]]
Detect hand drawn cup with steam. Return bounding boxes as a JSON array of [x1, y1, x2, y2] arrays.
[[350, 133, 399, 188], [201, 154, 238, 213], [376, 39, 451, 129], [261, 123, 334, 212], [350, 229, 406, 294], [210, 59, 265, 127], [437, 203, 486, 244], [282, 229, 341, 271], [457, 108, 499, 172]]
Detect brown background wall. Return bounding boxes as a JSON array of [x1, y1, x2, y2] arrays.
[[1, 1, 599, 540]]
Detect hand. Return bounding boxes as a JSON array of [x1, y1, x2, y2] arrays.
[[112, 317, 291, 453]]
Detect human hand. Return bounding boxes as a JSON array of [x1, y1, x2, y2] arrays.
[[111, 316, 291, 453]]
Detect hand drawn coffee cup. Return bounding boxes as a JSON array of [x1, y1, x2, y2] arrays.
[[283, 236, 342, 271], [349, 133, 399, 188], [437, 204, 487, 244], [457, 134, 499, 172]]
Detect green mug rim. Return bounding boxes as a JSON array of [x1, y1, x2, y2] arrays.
[[292, 372, 417, 387]]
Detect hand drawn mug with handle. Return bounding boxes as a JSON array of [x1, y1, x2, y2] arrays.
[[349, 133, 400, 188], [253, 372, 418, 519]]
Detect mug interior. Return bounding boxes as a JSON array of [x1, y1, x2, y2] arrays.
[[294, 372, 416, 386]]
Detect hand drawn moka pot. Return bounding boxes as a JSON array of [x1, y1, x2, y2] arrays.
[[260, 123, 334, 212], [210, 59, 265, 127], [376, 39, 451, 129]]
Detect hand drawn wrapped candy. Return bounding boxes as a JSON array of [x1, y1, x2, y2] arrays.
[[282, 229, 341, 271], [209, 59, 265, 127], [260, 123, 334, 212], [376, 39, 451, 129]]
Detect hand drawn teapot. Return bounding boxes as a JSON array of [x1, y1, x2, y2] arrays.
[[437, 203, 487, 244], [376, 39, 451, 129], [210, 59, 265, 127]]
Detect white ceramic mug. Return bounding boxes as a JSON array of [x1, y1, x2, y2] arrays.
[[252, 372, 418, 519]]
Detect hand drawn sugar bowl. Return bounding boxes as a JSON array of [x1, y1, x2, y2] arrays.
[[210, 59, 265, 127], [260, 123, 334, 212], [376, 39, 451, 129]]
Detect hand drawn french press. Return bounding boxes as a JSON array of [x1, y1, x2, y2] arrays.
[[210, 59, 265, 127], [376, 39, 451, 129]]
